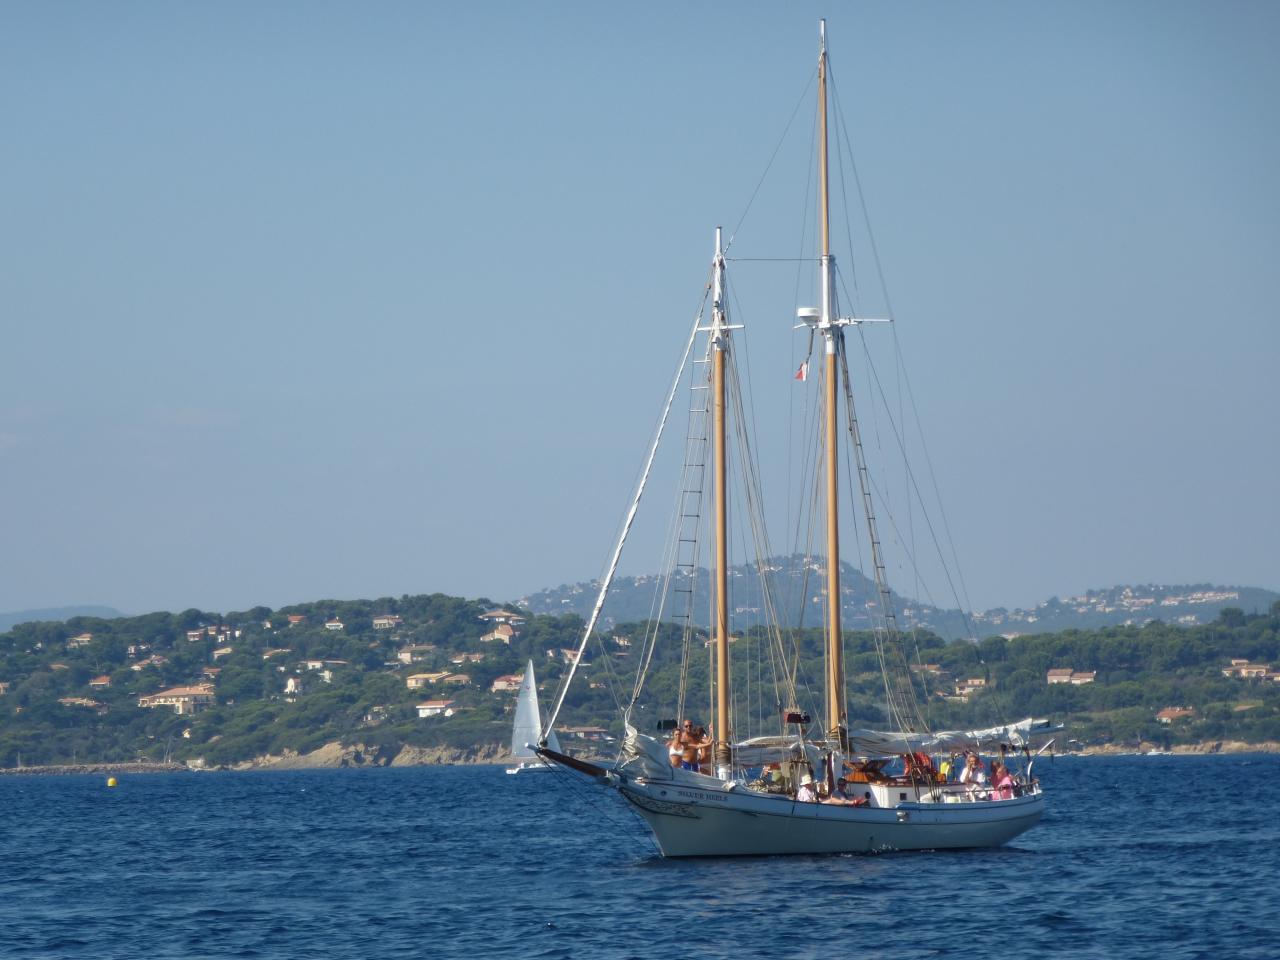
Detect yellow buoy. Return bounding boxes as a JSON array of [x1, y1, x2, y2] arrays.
[[106, 777, 118, 788]]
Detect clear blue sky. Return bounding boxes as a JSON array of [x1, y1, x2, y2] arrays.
[[2, 2, 1276, 616]]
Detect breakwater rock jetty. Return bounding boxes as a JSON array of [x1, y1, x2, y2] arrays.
[[0, 761, 188, 776]]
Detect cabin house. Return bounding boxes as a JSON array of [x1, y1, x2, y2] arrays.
[[66, 633, 93, 649], [1047, 669, 1095, 685], [1222, 659, 1271, 679], [137, 685, 216, 715], [479, 609, 526, 626], [450, 652, 486, 666], [440, 673, 471, 686], [324, 618, 345, 631], [186, 629, 206, 642], [406, 671, 450, 689], [480, 623, 518, 644], [373, 614, 404, 630], [397, 644, 437, 664], [287, 614, 306, 626], [491, 674, 523, 693], [88, 675, 112, 689], [416, 699, 457, 718], [130, 654, 169, 672], [1156, 706, 1196, 724]]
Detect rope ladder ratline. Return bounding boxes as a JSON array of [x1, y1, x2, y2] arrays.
[[837, 335, 927, 736]]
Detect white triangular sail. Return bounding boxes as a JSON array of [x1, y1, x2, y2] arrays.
[[511, 659, 559, 758]]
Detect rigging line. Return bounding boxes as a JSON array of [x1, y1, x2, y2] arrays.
[[661, 339, 714, 719], [727, 351, 799, 716], [723, 285, 790, 677], [725, 257, 819, 262], [852, 324, 979, 638], [895, 332, 977, 623], [783, 102, 819, 633], [629, 312, 710, 719], [828, 56, 976, 628], [826, 57, 894, 323], [795, 387, 826, 708], [625, 275, 718, 718], [791, 393, 828, 725], [727, 68, 817, 254], [828, 77, 862, 310], [832, 264, 926, 628], [591, 623, 628, 717], [551, 765, 658, 857], [838, 340, 927, 733], [548, 286, 708, 739]]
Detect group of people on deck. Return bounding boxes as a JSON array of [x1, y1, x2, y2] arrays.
[[670, 723, 1019, 802], [667, 720, 711, 772], [955, 750, 1017, 799], [785, 750, 1018, 803]]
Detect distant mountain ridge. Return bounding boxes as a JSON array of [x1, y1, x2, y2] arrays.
[[518, 556, 1279, 640], [0, 606, 123, 633]]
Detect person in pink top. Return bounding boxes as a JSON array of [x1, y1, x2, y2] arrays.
[[990, 760, 1016, 800]]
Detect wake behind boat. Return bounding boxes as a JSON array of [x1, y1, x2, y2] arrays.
[[538, 21, 1057, 856]]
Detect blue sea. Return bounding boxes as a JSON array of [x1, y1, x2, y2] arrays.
[[1, 755, 1277, 960]]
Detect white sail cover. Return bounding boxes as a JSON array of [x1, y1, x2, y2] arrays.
[[842, 718, 1060, 757], [734, 719, 1059, 761], [511, 660, 560, 757]]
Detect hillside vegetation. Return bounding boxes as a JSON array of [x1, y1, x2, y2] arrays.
[[0, 593, 1277, 767]]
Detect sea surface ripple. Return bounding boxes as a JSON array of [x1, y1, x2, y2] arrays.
[[1, 755, 1276, 959]]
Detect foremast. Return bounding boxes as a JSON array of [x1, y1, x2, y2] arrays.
[[711, 226, 732, 779]]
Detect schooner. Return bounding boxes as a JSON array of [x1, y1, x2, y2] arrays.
[[538, 21, 1055, 857]]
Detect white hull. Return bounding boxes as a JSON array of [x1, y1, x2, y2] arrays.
[[616, 775, 1044, 857], [506, 760, 555, 775]]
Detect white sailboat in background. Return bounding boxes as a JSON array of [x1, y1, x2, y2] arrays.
[[537, 21, 1057, 856], [506, 660, 560, 775]]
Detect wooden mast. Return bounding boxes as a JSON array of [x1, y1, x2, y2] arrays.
[[712, 226, 732, 777], [818, 20, 846, 743]]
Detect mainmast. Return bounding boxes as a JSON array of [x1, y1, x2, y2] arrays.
[[711, 226, 732, 779], [817, 20, 846, 743]]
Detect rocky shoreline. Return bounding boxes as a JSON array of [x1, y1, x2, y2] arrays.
[[0, 761, 188, 776], [223, 741, 513, 771], [1068, 740, 1280, 756], [4, 738, 1277, 776]]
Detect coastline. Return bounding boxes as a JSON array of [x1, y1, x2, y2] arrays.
[[5, 738, 1277, 776], [0, 761, 188, 777], [1066, 740, 1280, 756]]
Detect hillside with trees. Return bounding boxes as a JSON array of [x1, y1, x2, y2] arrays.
[[0, 592, 1277, 768]]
